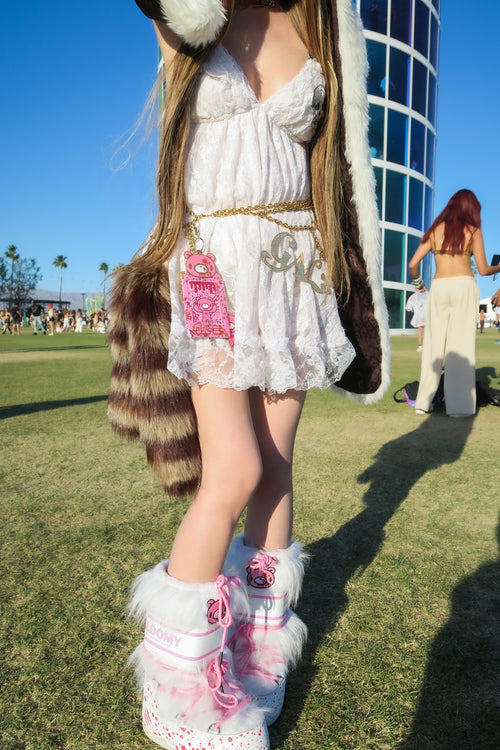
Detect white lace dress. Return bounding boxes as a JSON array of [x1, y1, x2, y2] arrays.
[[167, 45, 356, 394]]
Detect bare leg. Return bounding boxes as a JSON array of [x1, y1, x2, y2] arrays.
[[168, 384, 263, 583], [418, 326, 423, 346], [244, 388, 306, 551]]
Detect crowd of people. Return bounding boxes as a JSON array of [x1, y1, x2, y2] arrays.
[[0, 302, 109, 335]]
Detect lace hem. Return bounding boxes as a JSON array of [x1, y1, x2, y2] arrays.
[[167, 338, 356, 395]]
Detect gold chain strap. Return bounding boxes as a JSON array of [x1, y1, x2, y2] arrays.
[[184, 200, 324, 259]]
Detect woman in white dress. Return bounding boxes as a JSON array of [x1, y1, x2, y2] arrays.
[[109, 2, 389, 748]]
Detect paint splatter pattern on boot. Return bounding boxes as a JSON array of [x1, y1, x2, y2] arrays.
[[143, 682, 270, 750]]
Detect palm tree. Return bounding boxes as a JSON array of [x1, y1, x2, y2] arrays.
[[5, 244, 19, 305], [99, 262, 109, 309], [53, 255, 68, 307]]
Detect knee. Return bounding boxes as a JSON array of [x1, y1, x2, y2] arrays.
[[199, 451, 263, 516]]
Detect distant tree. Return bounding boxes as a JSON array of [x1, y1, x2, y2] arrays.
[[0, 256, 8, 298], [11, 258, 43, 305], [0, 245, 42, 306], [5, 244, 20, 305], [53, 255, 68, 307], [99, 262, 109, 308]]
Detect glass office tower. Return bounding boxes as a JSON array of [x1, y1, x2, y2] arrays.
[[355, 0, 441, 330]]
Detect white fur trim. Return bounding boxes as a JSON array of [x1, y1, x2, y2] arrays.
[[224, 535, 308, 608], [159, 0, 227, 48], [127, 560, 249, 629], [331, 0, 391, 404], [251, 609, 307, 675]]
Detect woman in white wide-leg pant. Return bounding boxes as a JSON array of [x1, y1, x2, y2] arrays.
[[415, 276, 479, 417], [409, 189, 500, 418]]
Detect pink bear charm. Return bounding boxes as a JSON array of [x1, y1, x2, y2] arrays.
[[182, 251, 232, 342], [206, 597, 226, 624], [246, 555, 277, 589]]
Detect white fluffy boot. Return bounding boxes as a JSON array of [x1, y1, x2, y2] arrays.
[[128, 562, 269, 750], [224, 535, 308, 725]]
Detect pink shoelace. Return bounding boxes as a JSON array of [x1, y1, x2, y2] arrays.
[[155, 574, 251, 730]]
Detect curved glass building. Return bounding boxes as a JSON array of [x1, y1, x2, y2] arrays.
[[355, 0, 441, 330]]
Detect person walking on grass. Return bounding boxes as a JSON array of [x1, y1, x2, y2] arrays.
[[492, 289, 500, 344], [11, 304, 22, 335], [108, 2, 390, 749], [29, 300, 45, 335], [409, 189, 500, 417]]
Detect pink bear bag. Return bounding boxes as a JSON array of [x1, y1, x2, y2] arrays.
[[181, 251, 234, 345]]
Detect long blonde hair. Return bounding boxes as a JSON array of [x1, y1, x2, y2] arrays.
[[137, 0, 349, 297]]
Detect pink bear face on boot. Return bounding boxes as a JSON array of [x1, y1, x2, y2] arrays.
[[246, 555, 277, 589], [206, 597, 226, 624], [184, 252, 217, 278]]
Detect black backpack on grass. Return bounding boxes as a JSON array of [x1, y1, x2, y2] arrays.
[[394, 377, 500, 408]]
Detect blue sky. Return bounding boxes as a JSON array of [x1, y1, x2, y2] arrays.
[[1, 1, 499, 300]]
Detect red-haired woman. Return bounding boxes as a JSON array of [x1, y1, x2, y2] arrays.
[[409, 189, 500, 417]]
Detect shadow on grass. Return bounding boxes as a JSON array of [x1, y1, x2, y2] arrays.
[[271, 411, 475, 746], [0, 395, 108, 420], [396, 515, 500, 750]]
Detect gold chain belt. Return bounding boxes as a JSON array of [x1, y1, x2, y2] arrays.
[[184, 199, 324, 259]]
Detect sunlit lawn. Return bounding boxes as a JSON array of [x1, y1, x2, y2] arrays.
[[1, 327, 499, 749]]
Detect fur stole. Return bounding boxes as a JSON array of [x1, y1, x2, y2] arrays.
[[330, 0, 391, 404]]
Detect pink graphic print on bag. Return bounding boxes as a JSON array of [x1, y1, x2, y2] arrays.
[[246, 555, 277, 588], [182, 251, 232, 343]]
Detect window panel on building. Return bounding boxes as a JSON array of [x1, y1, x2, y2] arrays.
[[412, 59, 428, 117], [374, 166, 384, 218], [430, 13, 439, 70], [387, 109, 409, 166], [367, 40, 387, 97], [389, 47, 410, 106], [431, 0, 440, 14], [390, 0, 412, 46], [410, 118, 426, 173], [384, 288, 405, 328], [408, 177, 424, 230], [385, 170, 407, 225], [384, 229, 405, 283], [360, 0, 388, 34], [428, 73, 437, 126], [414, 0, 430, 58], [369, 103, 385, 158], [424, 184, 434, 229], [426, 130, 435, 179]]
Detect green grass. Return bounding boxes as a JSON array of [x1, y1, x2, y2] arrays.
[[1, 328, 499, 749]]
